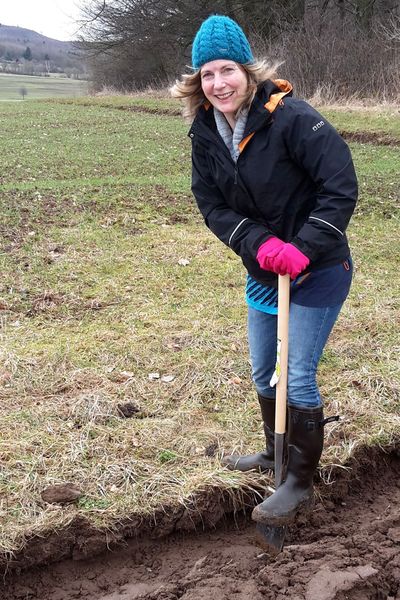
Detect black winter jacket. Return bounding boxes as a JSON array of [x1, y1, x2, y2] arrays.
[[189, 80, 358, 287]]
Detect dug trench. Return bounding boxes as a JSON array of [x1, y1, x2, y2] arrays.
[[2, 447, 399, 600]]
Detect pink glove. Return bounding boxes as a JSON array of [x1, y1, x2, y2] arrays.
[[256, 237, 285, 271], [271, 243, 310, 279]]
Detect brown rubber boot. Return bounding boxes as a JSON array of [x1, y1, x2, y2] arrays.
[[251, 405, 324, 525], [221, 395, 275, 473]]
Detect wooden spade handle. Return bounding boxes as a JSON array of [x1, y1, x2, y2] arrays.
[[275, 274, 290, 435]]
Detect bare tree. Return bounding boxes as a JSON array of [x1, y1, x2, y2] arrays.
[[377, 12, 400, 43], [19, 86, 28, 100], [77, 0, 400, 98], [77, 0, 295, 88]]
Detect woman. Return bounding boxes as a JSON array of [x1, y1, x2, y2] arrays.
[[171, 15, 357, 526]]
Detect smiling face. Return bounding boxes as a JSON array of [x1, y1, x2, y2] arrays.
[[200, 59, 249, 127]]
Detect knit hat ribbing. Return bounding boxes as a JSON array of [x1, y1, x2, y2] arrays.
[[191, 15, 254, 70]]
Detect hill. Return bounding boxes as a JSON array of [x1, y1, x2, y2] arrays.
[[0, 24, 87, 78]]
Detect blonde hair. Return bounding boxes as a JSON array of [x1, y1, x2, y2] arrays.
[[170, 59, 280, 122]]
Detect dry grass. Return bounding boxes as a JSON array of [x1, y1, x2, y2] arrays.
[[308, 92, 400, 113]]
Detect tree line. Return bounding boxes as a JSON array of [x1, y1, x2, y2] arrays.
[[78, 0, 400, 99]]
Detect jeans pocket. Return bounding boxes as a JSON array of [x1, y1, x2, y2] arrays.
[[293, 272, 312, 286]]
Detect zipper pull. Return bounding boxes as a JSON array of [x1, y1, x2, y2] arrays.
[[234, 165, 238, 184]]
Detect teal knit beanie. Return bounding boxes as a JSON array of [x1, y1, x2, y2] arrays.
[[191, 15, 254, 70]]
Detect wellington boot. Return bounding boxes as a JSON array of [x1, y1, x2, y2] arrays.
[[251, 405, 324, 525], [222, 395, 275, 473]]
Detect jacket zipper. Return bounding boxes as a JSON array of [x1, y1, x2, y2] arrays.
[[192, 122, 256, 187]]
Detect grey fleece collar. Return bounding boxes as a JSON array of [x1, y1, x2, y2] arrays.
[[213, 107, 248, 163]]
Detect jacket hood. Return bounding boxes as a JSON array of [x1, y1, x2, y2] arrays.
[[237, 79, 293, 149], [258, 79, 293, 114]]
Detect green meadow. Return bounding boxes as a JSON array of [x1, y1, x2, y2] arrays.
[[0, 96, 399, 562], [0, 73, 88, 101]]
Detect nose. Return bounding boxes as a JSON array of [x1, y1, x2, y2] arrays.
[[213, 72, 226, 89]]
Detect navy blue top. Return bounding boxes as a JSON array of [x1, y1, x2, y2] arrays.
[[246, 258, 353, 314]]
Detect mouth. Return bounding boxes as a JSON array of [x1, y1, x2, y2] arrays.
[[215, 91, 234, 100]]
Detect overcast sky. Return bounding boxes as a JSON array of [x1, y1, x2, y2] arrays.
[[0, 0, 83, 41]]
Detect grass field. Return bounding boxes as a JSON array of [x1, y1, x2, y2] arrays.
[[0, 73, 88, 101], [0, 96, 399, 562]]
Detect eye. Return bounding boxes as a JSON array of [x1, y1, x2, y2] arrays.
[[201, 72, 213, 80]]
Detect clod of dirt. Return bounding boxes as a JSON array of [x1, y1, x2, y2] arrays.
[[26, 291, 64, 316], [41, 483, 83, 505], [117, 402, 141, 418], [306, 565, 378, 600], [204, 442, 219, 457], [48, 245, 64, 254]]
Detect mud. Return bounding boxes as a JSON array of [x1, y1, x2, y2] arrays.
[[2, 450, 399, 600], [338, 130, 399, 146]]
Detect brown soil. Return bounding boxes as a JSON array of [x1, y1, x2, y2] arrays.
[[2, 450, 399, 600], [122, 105, 181, 117], [338, 130, 399, 146]]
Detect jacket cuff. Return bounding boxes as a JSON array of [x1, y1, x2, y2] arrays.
[[290, 237, 318, 262]]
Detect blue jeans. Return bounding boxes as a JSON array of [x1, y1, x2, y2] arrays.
[[248, 302, 343, 408]]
